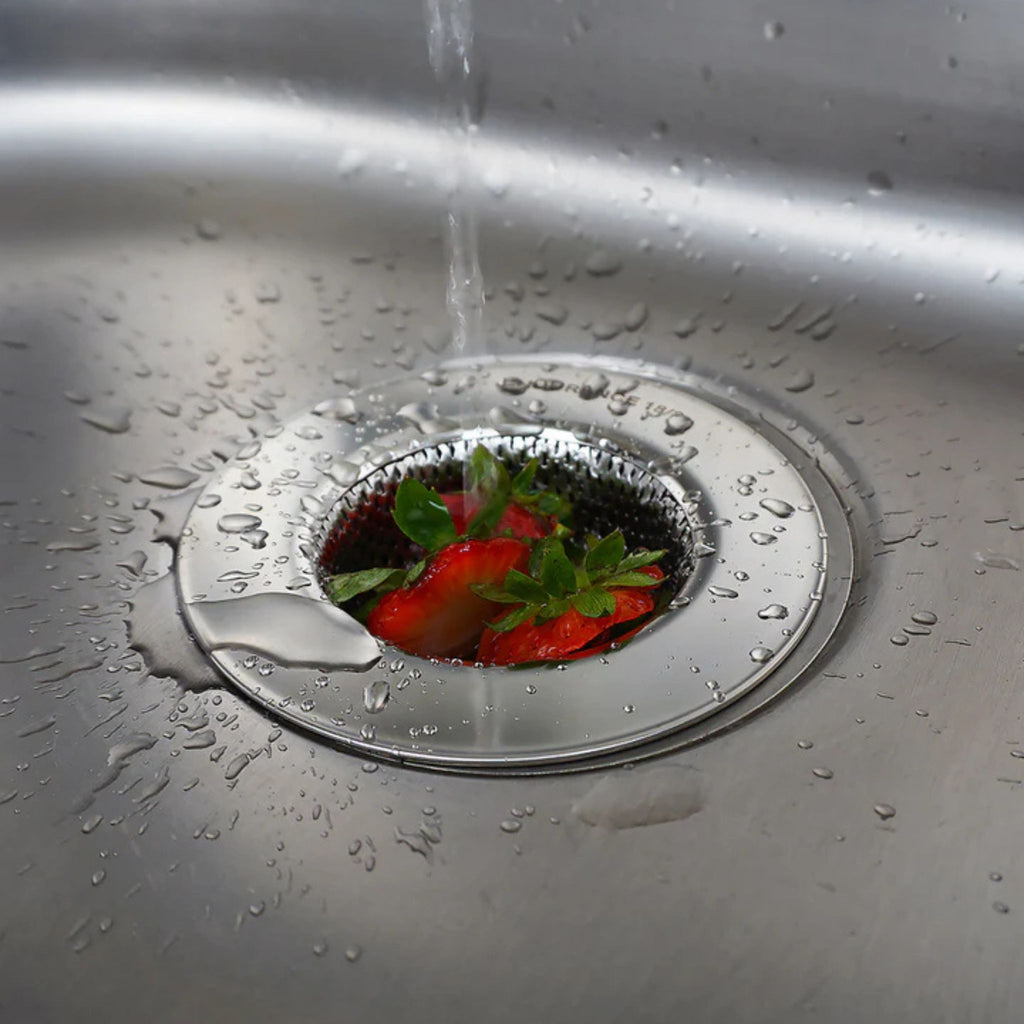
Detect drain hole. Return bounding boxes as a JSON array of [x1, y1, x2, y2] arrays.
[[317, 431, 695, 596]]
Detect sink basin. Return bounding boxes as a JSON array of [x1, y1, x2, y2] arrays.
[[1, 2, 1022, 1021]]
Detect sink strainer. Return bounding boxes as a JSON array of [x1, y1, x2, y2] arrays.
[[177, 355, 853, 773], [316, 431, 696, 601]]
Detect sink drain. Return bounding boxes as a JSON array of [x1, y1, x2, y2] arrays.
[[177, 355, 853, 772]]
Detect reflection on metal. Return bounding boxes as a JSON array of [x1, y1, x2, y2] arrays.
[[178, 356, 853, 771]]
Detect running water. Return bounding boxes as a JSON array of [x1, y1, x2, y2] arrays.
[[425, 0, 484, 362], [424, 0, 488, 486]]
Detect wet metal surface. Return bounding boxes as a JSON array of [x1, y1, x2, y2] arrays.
[[178, 360, 847, 770], [1, 2, 1024, 1022]]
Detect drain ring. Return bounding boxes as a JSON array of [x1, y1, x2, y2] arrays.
[[177, 355, 852, 772]]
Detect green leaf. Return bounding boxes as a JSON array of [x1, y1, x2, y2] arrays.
[[615, 549, 667, 572], [572, 588, 617, 618], [586, 530, 626, 572], [486, 604, 537, 633], [466, 489, 510, 538], [324, 567, 404, 605], [511, 458, 539, 494], [535, 598, 570, 623], [393, 478, 457, 551], [503, 568, 550, 605], [601, 571, 662, 588], [404, 558, 427, 586], [469, 583, 523, 604], [467, 445, 510, 495], [537, 491, 572, 520], [540, 540, 576, 598]]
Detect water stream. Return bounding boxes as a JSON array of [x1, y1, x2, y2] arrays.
[[424, 0, 487, 483]]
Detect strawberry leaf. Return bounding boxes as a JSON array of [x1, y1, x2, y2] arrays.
[[540, 540, 576, 597], [325, 567, 405, 605], [404, 558, 427, 586], [572, 588, 617, 618], [503, 568, 550, 604], [586, 530, 626, 572], [510, 458, 539, 494], [601, 571, 662, 588], [615, 549, 667, 572], [487, 604, 538, 633], [469, 583, 523, 604], [465, 488, 511, 538], [537, 491, 572, 520], [393, 478, 457, 551], [467, 445, 510, 495], [535, 598, 571, 623]]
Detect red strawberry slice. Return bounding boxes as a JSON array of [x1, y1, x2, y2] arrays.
[[367, 538, 530, 660], [479, 565, 664, 666], [441, 493, 552, 540]]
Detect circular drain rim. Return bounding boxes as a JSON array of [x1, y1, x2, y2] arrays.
[[177, 355, 850, 772]]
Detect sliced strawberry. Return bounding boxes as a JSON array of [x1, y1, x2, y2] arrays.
[[441, 492, 552, 540], [367, 538, 530, 659], [479, 565, 664, 665]]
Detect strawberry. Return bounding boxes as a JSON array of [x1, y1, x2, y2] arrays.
[[479, 565, 663, 665], [441, 492, 552, 540], [367, 538, 530, 659]]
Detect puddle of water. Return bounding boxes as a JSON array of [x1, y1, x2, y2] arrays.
[[191, 593, 381, 672], [571, 765, 706, 829]]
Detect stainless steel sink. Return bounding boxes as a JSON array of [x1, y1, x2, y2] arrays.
[[2, 2, 1023, 1021]]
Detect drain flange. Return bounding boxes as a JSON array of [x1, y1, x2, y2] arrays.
[[177, 355, 852, 772]]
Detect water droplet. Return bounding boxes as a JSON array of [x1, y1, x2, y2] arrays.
[[758, 603, 789, 620], [664, 413, 694, 436], [911, 610, 938, 626], [217, 513, 263, 534], [759, 498, 795, 518], [584, 249, 622, 276], [763, 20, 785, 39], [81, 405, 132, 435], [312, 940, 329, 957], [784, 368, 815, 393], [797, 739, 814, 749], [579, 373, 609, 400], [337, 147, 368, 177], [623, 302, 648, 331], [708, 586, 739, 599], [749, 646, 774, 663], [750, 532, 777, 546], [867, 170, 894, 195], [499, 819, 522, 834], [498, 377, 529, 395], [196, 218, 222, 240], [974, 551, 1020, 571], [873, 803, 896, 821], [889, 634, 909, 647], [363, 679, 390, 714], [812, 767, 834, 779], [138, 466, 200, 490], [312, 397, 360, 423], [345, 944, 363, 963]]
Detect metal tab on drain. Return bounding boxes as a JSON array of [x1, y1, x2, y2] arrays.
[[177, 355, 852, 772]]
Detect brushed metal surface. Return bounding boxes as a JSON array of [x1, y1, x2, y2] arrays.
[[1, 2, 1023, 1022]]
